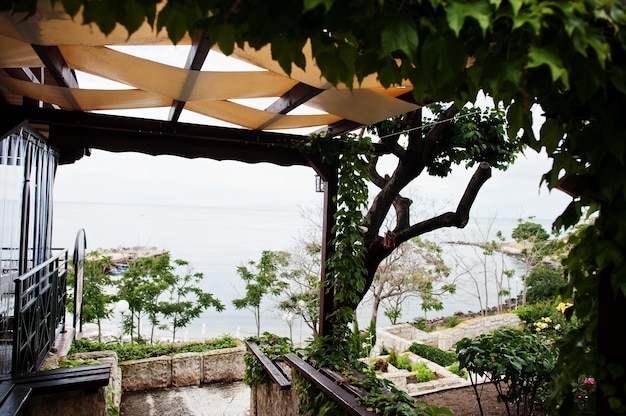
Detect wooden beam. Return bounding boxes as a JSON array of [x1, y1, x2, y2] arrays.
[[1, 104, 310, 166], [265, 83, 324, 115], [168, 31, 213, 122], [30, 45, 78, 89]]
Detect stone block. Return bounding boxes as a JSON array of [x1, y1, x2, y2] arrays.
[[120, 356, 171, 391], [202, 346, 245, 383], [172, 352, 202, 387]]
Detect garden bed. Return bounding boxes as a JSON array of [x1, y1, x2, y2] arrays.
[[368, 351, 469, 396]]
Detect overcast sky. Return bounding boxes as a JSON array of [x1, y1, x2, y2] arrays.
[[52, 46, 573, 226]]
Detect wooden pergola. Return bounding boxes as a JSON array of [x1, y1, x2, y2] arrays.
[[0, 2, 423, 337]]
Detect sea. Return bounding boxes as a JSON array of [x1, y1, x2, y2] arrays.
[[52, 200, 557, 344]]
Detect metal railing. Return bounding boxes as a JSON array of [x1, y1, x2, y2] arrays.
[[12, 249, 68, 374]]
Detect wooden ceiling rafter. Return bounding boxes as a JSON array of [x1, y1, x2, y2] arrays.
[[168, 30, 213, 122]]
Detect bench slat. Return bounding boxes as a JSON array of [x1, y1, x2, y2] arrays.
[[10, 364, 111, 396], [13, 363, 110, 380], [0, 384, 31, 416]]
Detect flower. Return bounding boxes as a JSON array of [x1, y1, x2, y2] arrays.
[[557, 302, 573, 314], [542, 317, 552, 323], [583, 377, 596, 386]]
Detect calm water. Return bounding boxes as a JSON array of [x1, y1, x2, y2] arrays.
[[52, 200, 555, 342]]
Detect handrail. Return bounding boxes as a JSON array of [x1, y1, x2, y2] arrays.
[[283, 353, 376, 416], [12, 249, 68, 374], [244, 339, 291, 390]]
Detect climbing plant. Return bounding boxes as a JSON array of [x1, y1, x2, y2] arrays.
[[6, 0, 626, 413]]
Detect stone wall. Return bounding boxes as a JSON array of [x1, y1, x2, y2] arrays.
[[119, 345, 245, 391], [376, 313, 523, 353]]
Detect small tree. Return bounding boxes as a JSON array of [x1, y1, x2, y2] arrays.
[[118, 253, 174, 343], [368, 237, 453, 325], [67, 251, 115, 342], [277, 241, 322, 339], [511, 219, 554, 306], [525, 264, 565, 305], [233, 250, 289, 337], [450, 217, 517, 315], [158, 259, 225, 342]]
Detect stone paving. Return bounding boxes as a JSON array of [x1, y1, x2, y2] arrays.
[[120, 381, 251, 416]]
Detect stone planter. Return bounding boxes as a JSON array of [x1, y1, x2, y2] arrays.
[[119, 345, 245, 391], [369, 352, 469, 396]]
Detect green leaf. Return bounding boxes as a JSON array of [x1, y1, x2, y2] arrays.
[[527, 45, 569, 88], [82, 1, 118, 35], [303, 0, 333, 12], [60, 0, 82, 18], [446, 0, 492, 36], [539, 118, 564, 154], [380, 14, 418, 60], [211, 24, 236, 56], [156, 2, 192, 44]]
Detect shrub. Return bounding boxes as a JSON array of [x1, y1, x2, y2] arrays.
[[456, 327, 556, 416], [407, 343, 457, 367], [514, 301, 557, 328], [411, 361, 436, 382], [442, 316, 463, 328], [394, 355, 412, 370], [68, 334, 239, 362], [412, 317, 430, 331], [447, 364, 467, 379]]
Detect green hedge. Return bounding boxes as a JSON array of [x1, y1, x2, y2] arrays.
[[407, 343, 457, 367], [69, 335, 239, 362]]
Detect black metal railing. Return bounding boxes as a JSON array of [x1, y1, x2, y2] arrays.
[[12, 249, 68, 374]]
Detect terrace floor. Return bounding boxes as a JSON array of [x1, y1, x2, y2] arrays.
[[119, 380, 251, 416]]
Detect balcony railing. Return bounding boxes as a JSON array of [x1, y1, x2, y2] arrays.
[[12, 250, 68, 374]]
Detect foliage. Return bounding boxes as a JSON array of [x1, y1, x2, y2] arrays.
[[68, 334, 238, 362], [43, 357, 101, 370], [456, 327, 557, 416], [299, 133, 372, 364], [447, 364, 468, 380], [412, 317, 430, 332], [243, 332, 295, 387], [419, 105, 517, 177], [232, 250, 289, 337], [117, 253, 175, 342], [408, 343, 457, 367], [512, 220, 550, 243], [8, 0, 626, 411], [411, 361, 436, 383], [442, 316, 463, 329], [525, 264, 566, 305], [511, 219, 559, 306], [158, 258, 224, 342], [67, 251, 116, 342], [369, 237, 453, 326], [276, 240, 322, 339], [514, 301, 559, 328], [117, 253, 223, 343]]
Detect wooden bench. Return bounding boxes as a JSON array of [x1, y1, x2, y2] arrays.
[[0, 381, 31, 416], [9, 363, 111, 396]]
